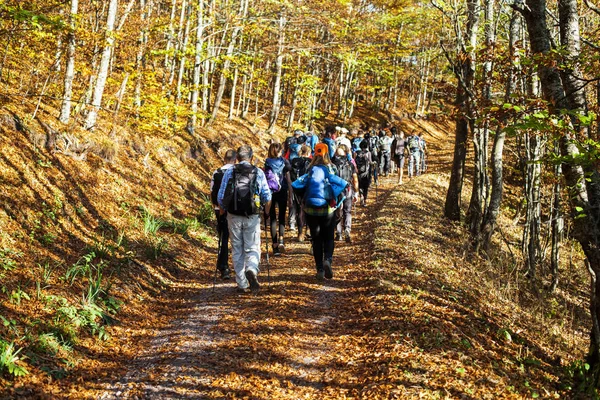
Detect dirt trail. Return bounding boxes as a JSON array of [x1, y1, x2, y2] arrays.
[[98, 175, 397, 398]]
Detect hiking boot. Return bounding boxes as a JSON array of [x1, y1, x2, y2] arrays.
[[344, 230, 352, 243], [335, 232, 343, 241], [245, 269, 260, 291], [323, 259, 333, 279], [278, 240, 285, 254], [236, 287, 250, 294], [316, 269, 325, 281], [290, 225, 297, 232], [273, 243, 281, 256], [220, 268, 231, 280]]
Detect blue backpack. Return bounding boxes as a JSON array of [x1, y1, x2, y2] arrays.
[[323, 137, 336, 159]]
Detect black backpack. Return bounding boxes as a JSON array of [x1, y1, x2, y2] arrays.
[[222, 164, 260, 216], [355, 150, 371, 179], [290, 157, 310, 182], [284, 136, 297, 152], [334, 157, 354, 183], [211, 167, 225, 206]]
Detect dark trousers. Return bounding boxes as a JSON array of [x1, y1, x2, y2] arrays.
[[336, 193, 353, 234], [269, 189, 288, 243], [381, 151, 391, 174], [306, 213, 336, 271], [359, 177, 371, 201], [215, 211, 229, 271]]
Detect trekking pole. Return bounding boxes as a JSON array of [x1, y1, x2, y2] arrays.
[[264, 212, 271, 290], [212, 223, 222, 294]]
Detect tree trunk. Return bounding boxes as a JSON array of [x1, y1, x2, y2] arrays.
[[266, 14, 286, 135], [59, 0, 79, 124], [188, 0, 206, 134], [444, 0, 479, 221], [479, 10, 521, 251], [84, 0, 118, 130]]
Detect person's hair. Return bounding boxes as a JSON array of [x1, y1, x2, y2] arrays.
[[338, 144, 349, 155], [268, 142, 283, 158], [324, 125, 336, 136], [299, 145, 311, 156], [237, 145, 253, 162], [309, 151, 331, 169], [224, 149, 237, 164]]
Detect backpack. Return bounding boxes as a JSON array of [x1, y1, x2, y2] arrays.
[[211, 167, 225, 206], [304, 165, 334, 208], [264, 158, 285, 192], [222, 164, 260, 216], [334, 157, 354, 183], [284, 136, 297, 153], [355, 150, 370, 179], [407, 136, 420, 152], [264, 167, 281, 192], [290, 157, 310, 182], [369, 136, 380, 156], [289, 143, 301, 160]]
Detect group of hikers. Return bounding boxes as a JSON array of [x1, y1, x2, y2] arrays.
[[209, 124, 428, 292]]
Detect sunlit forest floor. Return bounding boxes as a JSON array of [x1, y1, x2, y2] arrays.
[[0, 112, 591, 399]]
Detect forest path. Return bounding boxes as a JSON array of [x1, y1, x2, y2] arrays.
[[93, 120, 564, 399], [98, 171, 398, 399]]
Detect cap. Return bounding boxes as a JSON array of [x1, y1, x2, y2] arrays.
[[315, 143, 328, 157], [294, 129, 303, 136], [340, 127, 349, 134]]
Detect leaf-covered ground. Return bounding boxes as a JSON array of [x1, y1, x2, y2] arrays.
[[1, 116, 589, 398]]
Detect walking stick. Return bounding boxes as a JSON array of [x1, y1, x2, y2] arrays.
[[212, 220, 222, 294]]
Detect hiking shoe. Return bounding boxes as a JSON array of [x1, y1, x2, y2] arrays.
[[290, 225, 297, 232], [273, 244, 281, 256], [220, 268, 231, 280], [323, 259, 333, 279], [298, 232, 305, 243], [316, 269, 325, 281], [344, 230, 352, 243], [245, 269, 260, 291], [278, 240, 285, 254], [236, 287, 250, 294], [335, 232, 343, 241]]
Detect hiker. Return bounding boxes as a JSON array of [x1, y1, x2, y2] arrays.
[[288, 130, 305, 160], [392, 131, 407, 184], [332, 145, 359, 243], [305, 130, 319, 154], [289, 145, 312, 240], [355, 140, 373, 206], [264, 142, 293, 256], [322, 126, 337, 159], [210, 149, 236, 279], [217, 145, 272, 292], [379, 129, 393, 177], [335, 127, 352, 152], [406, 131, 422, 178], [418, 132, 427, 174], [293, 143, 348, 280]]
